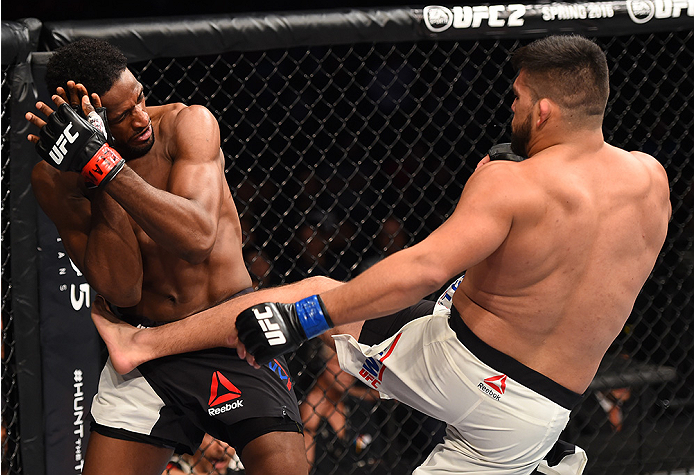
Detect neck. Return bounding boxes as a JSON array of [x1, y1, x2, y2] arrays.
[[527, 124, 604, 158]]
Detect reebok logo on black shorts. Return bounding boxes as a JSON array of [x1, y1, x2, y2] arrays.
[[208, 371, 244, 415]]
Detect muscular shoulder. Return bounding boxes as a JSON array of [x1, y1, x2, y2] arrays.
[[156, 103, 218, 133], [629, 151, 668, 182], [466, 160, 540, 209], [156, 104, 221, 162], [629, 150, 671, 217]]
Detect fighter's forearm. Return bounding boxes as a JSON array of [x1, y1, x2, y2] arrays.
[[232, 250, 447, 366], [320, 247, 446, 326], [83, 192, 143, 306], [103, 166, 218, 264]]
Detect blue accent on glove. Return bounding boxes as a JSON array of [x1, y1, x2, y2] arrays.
[[295, 295, 331, 339]]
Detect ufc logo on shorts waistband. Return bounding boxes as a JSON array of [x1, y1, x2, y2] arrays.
[[49, 123, 80, 165]]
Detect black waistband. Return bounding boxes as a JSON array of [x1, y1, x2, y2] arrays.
[[449, 306, 583, 410], [113, 287, 255, 328]]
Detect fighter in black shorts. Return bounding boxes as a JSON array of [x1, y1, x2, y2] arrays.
[[26, 38, 307, 475]]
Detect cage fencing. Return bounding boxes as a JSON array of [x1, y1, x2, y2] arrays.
[[2, 5, 693, 474]]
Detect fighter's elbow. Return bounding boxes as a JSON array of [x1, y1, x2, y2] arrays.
[[179, 230, 216, 264], [407, 257, 452, 299], [181, 246, 213, 264], [419, 267, 451, 294], [99, 286, 142, 308], [83, 266, 143, 307]]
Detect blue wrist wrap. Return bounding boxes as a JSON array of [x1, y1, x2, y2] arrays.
[[295, 295, 331, 339]]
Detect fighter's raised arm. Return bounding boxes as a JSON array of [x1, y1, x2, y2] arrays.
[[28, 94, 144, 305], [100, 98, 227, 262], [235, 160, 519, 364]]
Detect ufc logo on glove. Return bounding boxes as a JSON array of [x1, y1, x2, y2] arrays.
[[253, 307, 287, 346], [36, 104, 124, 187], [48, 123, 80, 165], [237, 296, 333, 364]]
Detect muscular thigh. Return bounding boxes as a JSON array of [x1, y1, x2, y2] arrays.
[[241, 430, 308, 475], [82, 432, 174, 475]]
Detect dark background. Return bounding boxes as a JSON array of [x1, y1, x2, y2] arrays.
[[3, 1, 423, 22]]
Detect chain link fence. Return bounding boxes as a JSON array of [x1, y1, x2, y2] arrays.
[[140, 31, 693, 475], [2, 10, 693, 475], [2, 61, 22, 475]]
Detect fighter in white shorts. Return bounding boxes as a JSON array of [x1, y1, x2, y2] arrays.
[[239, 277, 587, 475], [336, 276, 586, 474]]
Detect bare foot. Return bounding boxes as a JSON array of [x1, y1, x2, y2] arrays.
[[91, 296, 147, 374]]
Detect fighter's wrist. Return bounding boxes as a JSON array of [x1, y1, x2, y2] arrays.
[[294, 295, 333, 339], [81, 144, 125, 187]]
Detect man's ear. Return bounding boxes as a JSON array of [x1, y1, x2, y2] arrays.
[[536, 98, 552, 128]]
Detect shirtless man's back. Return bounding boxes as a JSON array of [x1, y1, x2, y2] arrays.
[[456, 143, 670, 393], [229, 35, 671, 475]]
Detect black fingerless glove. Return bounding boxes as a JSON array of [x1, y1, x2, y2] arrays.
[[489, 143, 526, 162], [36, 104, 124, 187], [237, 296, 333, 365]]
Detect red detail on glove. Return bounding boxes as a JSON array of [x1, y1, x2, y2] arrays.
[[81, 143, 124, 187]]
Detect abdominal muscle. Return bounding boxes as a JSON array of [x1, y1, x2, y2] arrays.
[[119, 232, 252, 324]]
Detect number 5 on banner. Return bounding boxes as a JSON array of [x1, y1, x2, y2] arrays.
[[71, 283, 91, 311]]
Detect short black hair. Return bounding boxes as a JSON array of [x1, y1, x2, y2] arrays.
[[45, 38, 128, 97], [512, 35, 609, 120]]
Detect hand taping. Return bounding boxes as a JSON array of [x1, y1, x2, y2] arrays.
[[236, 295, 334, 365], [36, 103, 124, 187], [488, 143, 526, 162], [82, 106, 115, 144]]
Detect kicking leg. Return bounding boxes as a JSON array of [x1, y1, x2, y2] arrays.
[[93, 276, 346, 374]]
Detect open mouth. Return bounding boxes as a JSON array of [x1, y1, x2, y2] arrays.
[[132, 121, 152, 143]]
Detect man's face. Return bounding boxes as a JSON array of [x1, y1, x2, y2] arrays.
[[100, 69, 154, 160], [510, 71, 534, 157]]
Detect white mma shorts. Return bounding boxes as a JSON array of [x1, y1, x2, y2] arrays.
[[334, 306, 583, 475]]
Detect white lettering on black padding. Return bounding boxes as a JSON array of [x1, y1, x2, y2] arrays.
[[253, 306, 287, 346], [627, 0, 694, 24], [49, 123, 80, 165], [423, 5, 526, 32]]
